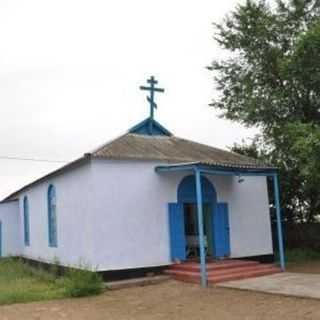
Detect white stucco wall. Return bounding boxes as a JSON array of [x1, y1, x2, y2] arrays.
[[89, 159, 273, 271], [17, 162, 96, 268], [0, 201, 22, 257], [9, 158, 273, 271], [207, 175, 273, 258]]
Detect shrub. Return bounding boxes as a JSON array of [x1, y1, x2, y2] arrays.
[[64, 267, 104, 298], [49, 256, 61, 277]]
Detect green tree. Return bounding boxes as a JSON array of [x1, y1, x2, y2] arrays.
[[209, 0, 320, 222]]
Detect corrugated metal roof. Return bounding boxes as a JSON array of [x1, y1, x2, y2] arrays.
[[92, 133, 272, 169], [3, 131, 273, 201]]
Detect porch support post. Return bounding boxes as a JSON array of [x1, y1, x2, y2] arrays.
[[273, 173, 285, 271], [194, 168, 207, 287]]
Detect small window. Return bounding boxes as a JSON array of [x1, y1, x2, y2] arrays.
[[47, 185, 57, 247], [23, 196, 30, 246]]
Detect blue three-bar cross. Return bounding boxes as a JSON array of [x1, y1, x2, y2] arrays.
[[140, 76, 165, 125]]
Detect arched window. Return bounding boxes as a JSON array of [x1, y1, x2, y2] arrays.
[[47, 185, 57, 247], [23, 196, 30, 246]]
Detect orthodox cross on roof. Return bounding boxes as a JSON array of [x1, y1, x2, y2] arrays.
[[140, 76, 164, 134]]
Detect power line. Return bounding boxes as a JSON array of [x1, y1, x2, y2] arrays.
[[0, 156, 68, 163]]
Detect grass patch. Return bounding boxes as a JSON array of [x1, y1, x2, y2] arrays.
[[0, 258, 65, 305], [64, 267, 104, 297], [276, 248, 320, 264], [0, 258, 104, 305]]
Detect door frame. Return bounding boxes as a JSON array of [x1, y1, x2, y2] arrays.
[[177, 175, 217, 259], [182, 201, 215, 258]]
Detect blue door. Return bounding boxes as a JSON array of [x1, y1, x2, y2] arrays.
[[213, 203, 230, 257], [168, 203, 186, 261]]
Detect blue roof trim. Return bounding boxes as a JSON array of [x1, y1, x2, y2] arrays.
[[129, 117, 172, 136], [155, 162, 278, 176]]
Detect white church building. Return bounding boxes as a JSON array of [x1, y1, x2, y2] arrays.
[[0, 77, 285, 286]]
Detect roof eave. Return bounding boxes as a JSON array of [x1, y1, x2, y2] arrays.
[[155, 161, 277, 175], [2, 155, 91, 202]]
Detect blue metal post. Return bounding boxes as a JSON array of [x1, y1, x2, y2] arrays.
[[195, 169, 207, 287], [273, 173, 285, 271]]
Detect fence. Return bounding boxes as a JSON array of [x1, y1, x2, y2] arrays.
[[272, 223, 320, 250]]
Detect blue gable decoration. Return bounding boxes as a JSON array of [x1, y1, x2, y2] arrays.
[[129, 117, 172, 136]]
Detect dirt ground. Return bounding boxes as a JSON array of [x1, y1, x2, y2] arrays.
[[287, 261, 320, 274], [0, 261, 319, 320], [1, 278, 320, 320]]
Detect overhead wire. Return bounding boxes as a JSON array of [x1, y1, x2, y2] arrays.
[[0, 156, 68, 163]]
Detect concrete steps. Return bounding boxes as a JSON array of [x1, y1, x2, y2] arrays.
[[168, 260, 259, 272], [165, 259, 281, 284]]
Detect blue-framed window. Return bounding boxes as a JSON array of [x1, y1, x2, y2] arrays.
[[47, 185, 57, 247], [23, 196, 30, 246]]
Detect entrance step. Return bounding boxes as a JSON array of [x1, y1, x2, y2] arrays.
[[165, 259, 281, 284], [208, 266, 280, 283], [169, 260, 259, 272]]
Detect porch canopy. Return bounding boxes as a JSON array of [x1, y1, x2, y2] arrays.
[[155, 161, 285, 288]]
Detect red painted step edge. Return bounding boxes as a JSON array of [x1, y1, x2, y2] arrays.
[[164, 269, 201, 278], [209, 267, 281, 283], [170, 260, 259, 272], [206, 264, 279, 277], [165, 262, 281, 284], [165, 265, 279, 279], [168, 268, 281, 285]]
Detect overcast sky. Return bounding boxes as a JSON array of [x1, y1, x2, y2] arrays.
[[0, 0, 258, 200]]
